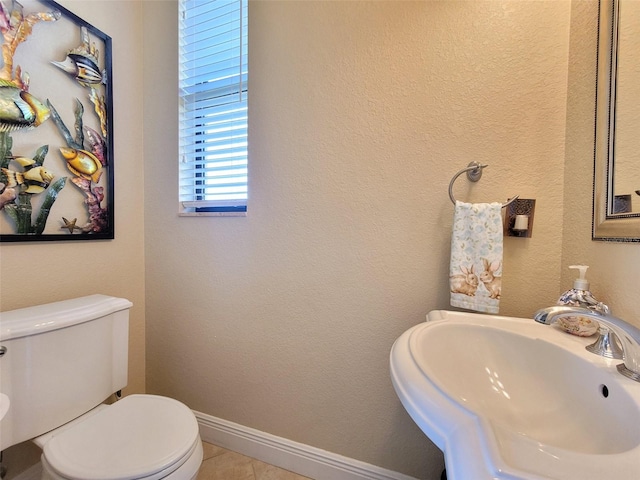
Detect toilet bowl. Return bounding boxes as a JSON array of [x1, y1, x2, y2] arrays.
[[35, 395, 203, 480], [0, 296, 204, 480]]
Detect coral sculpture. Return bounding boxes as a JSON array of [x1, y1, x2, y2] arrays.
[[47, 98, 108, 233]]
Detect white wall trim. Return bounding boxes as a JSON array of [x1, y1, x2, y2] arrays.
[[194, 410, 419, 480]]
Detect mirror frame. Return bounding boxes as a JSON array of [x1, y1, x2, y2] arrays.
[[593, 0, 640, 241]]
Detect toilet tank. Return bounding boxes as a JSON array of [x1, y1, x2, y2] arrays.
[[0, 295, 132, 451]]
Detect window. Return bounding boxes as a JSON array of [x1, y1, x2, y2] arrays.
[[179, 0, 248, 215]]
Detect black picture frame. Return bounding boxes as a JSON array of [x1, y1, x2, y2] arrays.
[[0, 0, 113, 242]]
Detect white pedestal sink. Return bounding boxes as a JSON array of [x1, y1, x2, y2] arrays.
[[390, 310, 640, 479]]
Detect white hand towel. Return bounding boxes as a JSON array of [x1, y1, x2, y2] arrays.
[[449, 201, 503, 314]]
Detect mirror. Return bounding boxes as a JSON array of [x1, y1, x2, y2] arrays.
[[593, 0, 640, 241]]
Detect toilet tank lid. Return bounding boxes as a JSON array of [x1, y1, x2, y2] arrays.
[[0, 295, 133, 341]]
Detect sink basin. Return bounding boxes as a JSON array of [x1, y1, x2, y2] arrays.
[[390, 310, 640, 479]]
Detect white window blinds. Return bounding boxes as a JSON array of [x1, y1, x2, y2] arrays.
[[179, 0, 248, 212]]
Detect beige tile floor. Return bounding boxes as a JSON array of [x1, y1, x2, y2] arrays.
[[198, 442, 313, 480], [2, 440, 313, 480]]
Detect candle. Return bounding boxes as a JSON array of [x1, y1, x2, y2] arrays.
[[514, 214, 529, 231]]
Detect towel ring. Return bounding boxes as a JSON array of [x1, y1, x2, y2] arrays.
[[448, 162, 519, 208]]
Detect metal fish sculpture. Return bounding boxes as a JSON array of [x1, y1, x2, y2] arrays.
[[51, 27, 105, 87], [52, 53, 104, 86], [1, 157, 54, 194], [60, 147, 102, 183], [0, 79, 50, 132]]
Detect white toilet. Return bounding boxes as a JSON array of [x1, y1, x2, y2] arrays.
[[0, 295, 203, 480]]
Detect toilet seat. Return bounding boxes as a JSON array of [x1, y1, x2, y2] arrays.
[[41, 395, 200, 480]]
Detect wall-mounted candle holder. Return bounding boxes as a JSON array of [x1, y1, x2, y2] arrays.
[[504, 199, 536, 238]]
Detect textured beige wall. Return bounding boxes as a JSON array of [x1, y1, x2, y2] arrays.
[[144, 1, 570, 478], [563, 1, 640, 325], [12, 1, 633, 479], [0, 0, 146, 396]]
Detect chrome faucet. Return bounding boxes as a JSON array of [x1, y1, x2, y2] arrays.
[[534, 306, 640, 382]]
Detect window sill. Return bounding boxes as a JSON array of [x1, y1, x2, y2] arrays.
[[179, 211, 247, 217]]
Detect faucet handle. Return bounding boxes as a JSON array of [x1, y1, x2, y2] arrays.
[[586, 326, 623, 359]]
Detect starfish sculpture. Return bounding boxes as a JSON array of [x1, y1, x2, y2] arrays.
[[61, 216, 81, 233]]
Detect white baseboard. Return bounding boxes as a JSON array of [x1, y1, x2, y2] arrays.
[[194, 410, 419, 480]]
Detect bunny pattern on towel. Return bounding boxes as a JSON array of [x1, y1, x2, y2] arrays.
[[449, 264, 479, 296], [479, 258, 501, 299], [449, 258, 501, 298]]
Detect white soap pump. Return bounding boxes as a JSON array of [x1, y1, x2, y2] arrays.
[[555, 265, 609, 337], [557, 265, 608, 312]]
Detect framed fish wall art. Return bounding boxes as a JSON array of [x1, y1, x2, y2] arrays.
[[0, 0, 113, 242]]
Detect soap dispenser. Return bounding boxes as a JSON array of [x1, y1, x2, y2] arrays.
[[556, 265, 609, 337]]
